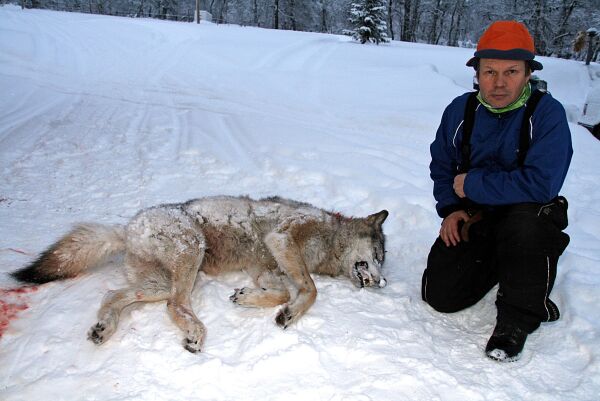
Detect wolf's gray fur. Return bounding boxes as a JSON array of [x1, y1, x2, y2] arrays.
[[12, 195, 389, 353]]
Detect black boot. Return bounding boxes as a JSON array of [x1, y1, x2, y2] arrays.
[[485, 322, 528, 362]]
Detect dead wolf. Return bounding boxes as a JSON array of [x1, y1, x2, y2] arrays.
[[11, 195, 389, 353]]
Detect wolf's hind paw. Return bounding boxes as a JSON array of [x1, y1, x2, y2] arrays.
[[87, 322, 107, 345]]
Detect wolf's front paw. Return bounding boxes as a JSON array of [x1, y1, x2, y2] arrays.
[[88, 322, 108, 345], [183, 337, 202, 353], [275, 305, 294, 329], [183, 327, 205, 354], [183, 332, 205, 354]]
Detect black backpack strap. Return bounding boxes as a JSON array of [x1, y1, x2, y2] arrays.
[[459, 92, 479, 174], [460, 89, 546, 172], [518, 89, 546, 167]]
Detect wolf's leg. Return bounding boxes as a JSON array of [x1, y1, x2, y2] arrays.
[[88, 285, 170, 345], [126, 206, 207, 353], [166, 257, 206, 353], [88, 257, 171, 345], [264, 232, 317, 328], [163, 241, 207, 353], [230, 269, 290, 307]]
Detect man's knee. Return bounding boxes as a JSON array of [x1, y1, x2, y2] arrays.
[[422, 239, 472, 313], [422, 268, 467, 313], [423, 236, 498, 313]]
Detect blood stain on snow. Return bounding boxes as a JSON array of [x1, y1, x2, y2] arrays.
[[0, 286, 38, 338]]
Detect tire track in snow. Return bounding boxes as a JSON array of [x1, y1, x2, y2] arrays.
[[246, 36, 340, 122], [0, 85, 73, 163], [173, 111, 261, 175], [118, 98, 156, 203], [217, 115, 262, 171], [251, 36, 338, 73]]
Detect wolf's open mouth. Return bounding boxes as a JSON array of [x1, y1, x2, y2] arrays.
[[353, 261, 387, 288], [354, 261, 370, 287]]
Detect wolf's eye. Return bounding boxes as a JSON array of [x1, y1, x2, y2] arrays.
[[374, 247, 381, 262]]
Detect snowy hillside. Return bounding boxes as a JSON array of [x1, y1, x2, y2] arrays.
[[1, 5, 599, 401]]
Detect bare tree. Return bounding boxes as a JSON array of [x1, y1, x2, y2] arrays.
[[253, 0, 259, 25], [400, 0, 412, 41], [447, 0, 466, 47], [549, 0, 578, 57], [321, 0, 328, 32], [287, 0, 297, 30], [410, 0, 421, 41], [273, 0, 279, 29], [388, 0, 394, 40]]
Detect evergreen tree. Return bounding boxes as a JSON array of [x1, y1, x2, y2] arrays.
[[346, 0, 389, 44]]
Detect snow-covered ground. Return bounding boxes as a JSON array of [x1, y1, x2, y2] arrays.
[[1, 5, 599, 400]]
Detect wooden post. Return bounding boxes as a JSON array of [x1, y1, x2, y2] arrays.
[[196, 0, 200, 24], [586, 28, 598, 66], [273, 0, 279, 29]]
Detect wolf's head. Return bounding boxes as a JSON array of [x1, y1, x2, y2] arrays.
[[337, 210, 389, 289]]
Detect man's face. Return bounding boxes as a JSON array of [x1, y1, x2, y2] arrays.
[[477, 59, 531, 108]]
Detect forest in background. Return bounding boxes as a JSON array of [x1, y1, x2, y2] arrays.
[[7, 0, 600, 60]]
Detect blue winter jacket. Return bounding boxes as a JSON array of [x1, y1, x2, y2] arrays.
[[430, 91, 573, 218]]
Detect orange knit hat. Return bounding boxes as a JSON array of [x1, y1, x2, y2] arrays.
[[466, 21, 543, 71]]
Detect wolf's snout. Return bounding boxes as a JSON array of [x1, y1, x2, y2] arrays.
[[353, 261, 385, 288]]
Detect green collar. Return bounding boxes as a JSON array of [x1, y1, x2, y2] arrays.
[[477, 83, 531, 114]]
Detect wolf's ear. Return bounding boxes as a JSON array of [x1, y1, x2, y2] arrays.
[[367, 210, 389, 227]]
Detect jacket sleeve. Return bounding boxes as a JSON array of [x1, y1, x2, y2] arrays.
[[463, 96, 573, 205], [430, 100, 464, 218]]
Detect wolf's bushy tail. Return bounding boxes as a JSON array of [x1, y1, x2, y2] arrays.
[[11, 223, 126, 284]]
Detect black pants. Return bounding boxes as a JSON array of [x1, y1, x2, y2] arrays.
[[422, 200, 570, 333]]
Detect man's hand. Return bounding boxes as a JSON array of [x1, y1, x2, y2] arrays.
[[440, 210, 470, 247], [453, 173, 466, 198]]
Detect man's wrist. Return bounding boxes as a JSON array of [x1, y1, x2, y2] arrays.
[[439, 204, 464, 218]]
